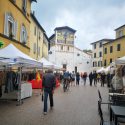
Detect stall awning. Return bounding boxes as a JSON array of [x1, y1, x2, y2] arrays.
[[0, 44, 42, 68]]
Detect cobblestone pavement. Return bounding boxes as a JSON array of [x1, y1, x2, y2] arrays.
[[0, 80, 114, 125]]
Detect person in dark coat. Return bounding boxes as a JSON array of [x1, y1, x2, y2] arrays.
[[83, 72, 87, 85], [101, 72, 105, 87], [42, 69, 56, 115], [76, 72, 80, 85], [107, 72, 111, 87], [89, 72, 93, 86], [93, 71, 97, 86]]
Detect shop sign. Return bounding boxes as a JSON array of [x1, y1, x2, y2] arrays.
[[0, 41, 4, 49]]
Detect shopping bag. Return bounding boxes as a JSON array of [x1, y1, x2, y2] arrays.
[[42, 93, 44, 102]]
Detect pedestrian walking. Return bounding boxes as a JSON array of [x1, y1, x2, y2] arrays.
[[89, 72, 93, 86], [107, 72, 111, 87], [93, 71, 97, 86], [83, 72, 87, 85], [42, 69, 56, 115], [70, 71, 75, 86], [101, 72, 105, 87], [76, 72, 80, 86]]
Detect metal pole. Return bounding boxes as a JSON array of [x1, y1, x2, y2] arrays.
[[17, 66, 23, 106]]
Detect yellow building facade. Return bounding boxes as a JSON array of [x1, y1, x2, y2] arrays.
[[42, 34, 49, 58], [103, 25, 125, 67], [30, 13, 49, 60], [0, 0, 36, 55]]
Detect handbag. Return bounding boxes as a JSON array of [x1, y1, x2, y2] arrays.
[[41, 93, 44, 102]]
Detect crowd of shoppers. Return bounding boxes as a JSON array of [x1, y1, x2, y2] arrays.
[[41, 66, 125, 115]]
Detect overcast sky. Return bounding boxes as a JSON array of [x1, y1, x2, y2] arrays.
[[32, 0, 125, 50]]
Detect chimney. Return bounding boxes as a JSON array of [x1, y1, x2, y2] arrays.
[[33, 11, 35, 16]]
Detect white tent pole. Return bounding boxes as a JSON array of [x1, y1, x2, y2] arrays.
[[17, 65, 22, 106], [115, 66, 117, 90]]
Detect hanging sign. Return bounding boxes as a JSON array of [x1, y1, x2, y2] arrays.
[[0, 41, 4, 49]]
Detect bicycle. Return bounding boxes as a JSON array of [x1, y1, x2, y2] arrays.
[[63, 78, 70, 92]]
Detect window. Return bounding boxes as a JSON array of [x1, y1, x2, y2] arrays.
[[22, 0, 27, 13], [61, 45, 63, 50], [20, 25, 27, 44], [63, 64, 67, 70], [100, 61, 102, 67], [38, 47, 40, 55], [98, 61, 100, 67], [99, 42, 102, 48], [110, 58, 112, 63], [93, 61, 97, 67], [39, 32, 41, 40], [95, 62, 97, 67], [34, 27, 36, 36], [93, 62, 94, 67], [33, 43, 36, 54], [118, 30, 123, 37], [98, 61, 102, 67], [94, 53, 96, 58], [94, 44, 96, 49], [117, 44, 121, 51], [4, 12, 17, 39], [67, 46, 70, 51], [110, 46, 113, 53], [104, 59, 107, 66], [99, 52, 102, 57], [104, 48, 107, 54]]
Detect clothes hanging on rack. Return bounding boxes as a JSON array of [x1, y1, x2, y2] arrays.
[[0, 71, 6, 97], [4, 71, 19, 93]]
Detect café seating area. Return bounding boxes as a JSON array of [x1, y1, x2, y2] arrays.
[[98, 89, 125, 125]]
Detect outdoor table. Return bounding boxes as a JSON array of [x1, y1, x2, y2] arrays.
[[110, 105, 125, 125], [109, 93, 125, 96], [109, 93, 125, 103]]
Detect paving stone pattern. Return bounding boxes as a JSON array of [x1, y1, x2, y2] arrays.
[[0, 80, 123, 125]]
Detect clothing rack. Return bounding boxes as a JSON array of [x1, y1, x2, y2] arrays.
[[0, 66, 23, 106]]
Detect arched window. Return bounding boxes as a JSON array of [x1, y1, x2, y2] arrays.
[[20, 25, 27, 44], [4, 12, 17, 39]]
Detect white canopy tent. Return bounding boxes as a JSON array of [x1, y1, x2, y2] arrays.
[[0, 44, 42, 105], [97, 67, 105, 73], [105, 66, 110, 73], [0, 44, 42, 67], [38, 57, 54, 68], [115, 56, 125, 65], [54, 64, 62, 70]]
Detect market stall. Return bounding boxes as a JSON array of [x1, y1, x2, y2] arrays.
[[0, 44, 42, 105]]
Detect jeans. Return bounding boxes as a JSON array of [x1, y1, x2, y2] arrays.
[[44, 89, 53, 112]]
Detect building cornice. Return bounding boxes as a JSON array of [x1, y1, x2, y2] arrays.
[[103, 35, 125, 45], [0, 33, 30, 50], [91, 39, 114, 45], [114, 24, 125, 31], [54, 26, 76, 33]]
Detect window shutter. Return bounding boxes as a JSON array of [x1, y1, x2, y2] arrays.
[[25, 29, 27, 43], [4, 12, 8, 36], [20, 25, 23, 42], [13, 21, 17, 40]]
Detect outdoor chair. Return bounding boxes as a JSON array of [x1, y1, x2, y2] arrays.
[[98, 90, 113, 109], [98, 100, 115, 125]]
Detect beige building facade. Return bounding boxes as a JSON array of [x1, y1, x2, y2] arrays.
[[30, 13, 49, 60], [91, 39, 113, 71]]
